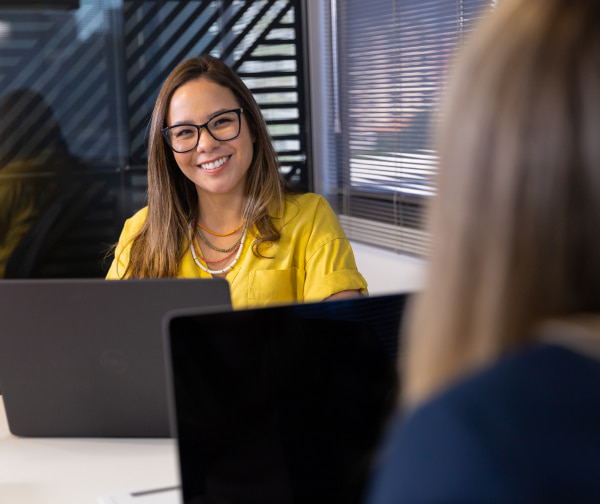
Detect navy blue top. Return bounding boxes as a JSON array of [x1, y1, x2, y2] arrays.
[[366, 344, 600, 503]]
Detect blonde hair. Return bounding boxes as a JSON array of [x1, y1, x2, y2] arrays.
[[403, 0, 600, 406], [118, 55, 287, 278]]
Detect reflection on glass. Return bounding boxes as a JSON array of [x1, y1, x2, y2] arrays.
[[0, 89, 79, 278]]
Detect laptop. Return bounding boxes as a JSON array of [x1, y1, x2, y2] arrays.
[[0, 278, 231, 438], [155, 292, 408, 504]]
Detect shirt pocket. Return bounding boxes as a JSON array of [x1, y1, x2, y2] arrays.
[[248, 268, 305, 306]]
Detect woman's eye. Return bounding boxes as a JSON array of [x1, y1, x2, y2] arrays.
[[175, 128, 194, 138], [213, 117, 232, 128]]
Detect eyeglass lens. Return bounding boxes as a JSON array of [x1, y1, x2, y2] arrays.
[[165, 110, 241, 152]]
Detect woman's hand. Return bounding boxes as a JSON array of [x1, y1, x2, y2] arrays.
[[325, 290, 363, 302]]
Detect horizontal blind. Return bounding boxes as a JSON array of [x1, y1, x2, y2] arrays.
[[332, 0, 494, 256]]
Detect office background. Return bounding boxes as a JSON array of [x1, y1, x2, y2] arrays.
[[0, 0, 493, 289]]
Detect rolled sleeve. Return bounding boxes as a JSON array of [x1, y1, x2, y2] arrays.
[[302, 197, 368, 301]]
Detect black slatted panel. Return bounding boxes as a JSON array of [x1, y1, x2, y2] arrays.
[[124, 0, 308, 191]]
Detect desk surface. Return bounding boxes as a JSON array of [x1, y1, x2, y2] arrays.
[[0, 396, 179, 503]]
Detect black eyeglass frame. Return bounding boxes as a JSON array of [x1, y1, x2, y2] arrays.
[[161, 108, 244, 153]]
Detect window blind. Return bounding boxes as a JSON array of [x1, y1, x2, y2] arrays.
[[329, 0, 494, 256]]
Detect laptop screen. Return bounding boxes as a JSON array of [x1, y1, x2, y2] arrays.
[[165, 293, 408, 504], [0, 277, 231, 437]]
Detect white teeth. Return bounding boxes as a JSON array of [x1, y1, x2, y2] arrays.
[[200, 156, 229, 170]]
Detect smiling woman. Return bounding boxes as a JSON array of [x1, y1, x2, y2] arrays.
[[106, 55, 367, 309]]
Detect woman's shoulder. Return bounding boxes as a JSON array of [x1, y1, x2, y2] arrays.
[[284, 191, 328, 208], [368, 345, 600, 503], [282, 192, 336, 221], [281, 192, 344, 234], [417, 344, 600, 423], [120, 206, 149, 236], [400, 344, 600, 467], [128, 205, 149, 222]]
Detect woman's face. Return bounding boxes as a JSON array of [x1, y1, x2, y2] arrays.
[[166, 77, 254, 202]]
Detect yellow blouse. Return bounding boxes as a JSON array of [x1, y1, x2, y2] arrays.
[[106, 193, 368, 309]]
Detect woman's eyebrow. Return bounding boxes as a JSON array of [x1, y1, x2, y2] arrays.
[[170, 107, 235, 126]]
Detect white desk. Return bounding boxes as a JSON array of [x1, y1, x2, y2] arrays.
[[0, 397, 179, 503]]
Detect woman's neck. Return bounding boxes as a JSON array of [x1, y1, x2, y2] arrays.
[[196, 193, 245, 233]]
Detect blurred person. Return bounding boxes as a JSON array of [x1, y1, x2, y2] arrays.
[[0, 89, 74, 277], [106, 55, 367, 308], [367, 0, 600, 502]]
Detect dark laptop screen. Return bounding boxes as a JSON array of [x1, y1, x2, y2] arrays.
[[166, 293, 408, 504]]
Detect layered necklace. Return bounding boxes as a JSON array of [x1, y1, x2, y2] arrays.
[[189, 219, 247, 275]]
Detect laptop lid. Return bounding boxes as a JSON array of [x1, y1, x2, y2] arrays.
[[164, 293, 408, 504], [0, 278, 231, 438]]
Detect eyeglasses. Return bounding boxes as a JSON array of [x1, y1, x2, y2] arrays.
[[161, 108, 243, 153]]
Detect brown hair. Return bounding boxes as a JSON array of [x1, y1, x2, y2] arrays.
[[118, 55, 287, 277], [403, 0, 600, 406]]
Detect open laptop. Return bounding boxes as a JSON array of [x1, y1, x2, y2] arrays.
[[118, 292, 406, 504], [0, 278, 231, 438]]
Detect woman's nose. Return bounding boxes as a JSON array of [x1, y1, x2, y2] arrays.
[[196, 127, 220, 152]]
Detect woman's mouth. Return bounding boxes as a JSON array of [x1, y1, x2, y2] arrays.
[[200, 155, 230, 171]]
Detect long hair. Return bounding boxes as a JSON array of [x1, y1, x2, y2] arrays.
[[121, 55, 287, 277], [403, 0, 600, 406]]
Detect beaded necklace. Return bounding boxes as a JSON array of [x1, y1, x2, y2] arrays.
[[192, 231, 241, 264], [189, 221, 247, 275], [196, 219, 246, 237], [196, 225, 243, 252]]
